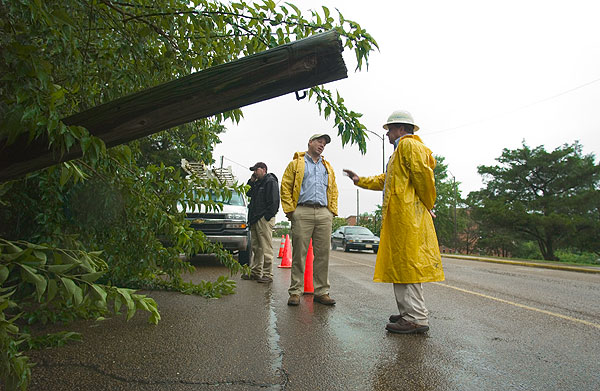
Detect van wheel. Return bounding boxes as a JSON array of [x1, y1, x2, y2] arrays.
[[331, 240, 336, 250]]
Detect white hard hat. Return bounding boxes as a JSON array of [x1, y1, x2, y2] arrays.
[[383, 110, 419, 131]]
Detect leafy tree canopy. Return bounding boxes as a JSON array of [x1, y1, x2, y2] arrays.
[[469, 141, 599, 260]]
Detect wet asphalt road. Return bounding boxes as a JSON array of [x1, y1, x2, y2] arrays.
[[26, 241, 600, 390]]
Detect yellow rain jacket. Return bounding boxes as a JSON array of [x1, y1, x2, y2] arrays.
[[281, 152, 338, 216], [356, 135, 444, 283]]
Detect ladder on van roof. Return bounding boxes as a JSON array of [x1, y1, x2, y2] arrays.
[[181, 159, 237, 186]]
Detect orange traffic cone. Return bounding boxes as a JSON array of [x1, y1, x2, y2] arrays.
[[277, 235, 285, 258], [303, 239, 314, 294], [278, 234, 292, 268]]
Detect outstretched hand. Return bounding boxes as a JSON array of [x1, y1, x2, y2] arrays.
[[343, 169, 359, 184]]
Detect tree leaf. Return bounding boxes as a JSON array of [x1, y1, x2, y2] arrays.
[[47, 278, 58, 302], [90, 284, 107, 305], [20, 264, 47, 301], [117, 288, 136, 321], [80, 272, 104, 283], [60, 277, 83, 305], [0, 265, 9, 284], [47, 264, 76, 274]]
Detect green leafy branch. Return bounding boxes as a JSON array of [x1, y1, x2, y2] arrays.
[[0, 238, 162, 389], [309, 86, 368, 154]]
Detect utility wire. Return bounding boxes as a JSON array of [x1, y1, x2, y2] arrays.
[[423, 76, 600, 136], [221, 156, 249, 170]]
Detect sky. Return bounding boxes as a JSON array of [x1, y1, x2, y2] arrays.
[[213, 0, 600, 222]]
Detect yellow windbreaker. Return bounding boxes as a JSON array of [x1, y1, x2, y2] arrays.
[[280, 152, 338, 216], [357, 135, 444, 283]]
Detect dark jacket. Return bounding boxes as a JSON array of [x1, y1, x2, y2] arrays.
[[246, 172, 280, 225]]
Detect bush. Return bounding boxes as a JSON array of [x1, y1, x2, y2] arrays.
[[555, 250, 599, 265]]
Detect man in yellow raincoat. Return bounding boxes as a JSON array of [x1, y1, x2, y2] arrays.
[[281, 134, 339, 307], [343, 110, 444, 334]]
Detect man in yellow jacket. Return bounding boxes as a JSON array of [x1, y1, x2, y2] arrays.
[[281, 134, 338, 306], [344, 110, 444, 334]]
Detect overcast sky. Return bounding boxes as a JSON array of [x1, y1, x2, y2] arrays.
[[213, 0, 600, 222]]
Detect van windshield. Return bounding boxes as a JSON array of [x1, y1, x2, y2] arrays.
[[195, 190, 245, 206]]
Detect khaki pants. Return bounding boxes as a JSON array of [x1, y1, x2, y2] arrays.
[[393, 283, 429, 326], [250, 216, 275, 278], [288, 205, 333, 296]]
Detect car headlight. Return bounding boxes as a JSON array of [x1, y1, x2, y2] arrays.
[[225, 222, 247, 229], [225, 213, 246, 221]]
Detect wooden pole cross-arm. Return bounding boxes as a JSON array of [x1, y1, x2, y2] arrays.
[[0, 30, 347, 182]]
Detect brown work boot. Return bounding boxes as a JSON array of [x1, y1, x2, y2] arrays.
[[241, 274, 259, 280], [386, 318, 429, 334], [389, 314, 403, 322], [257, 276, 273, 283], [287, 294, 300, 306], [314, 294, 336, 306]]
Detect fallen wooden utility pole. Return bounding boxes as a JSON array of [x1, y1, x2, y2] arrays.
[[0, 30, 347, 182]]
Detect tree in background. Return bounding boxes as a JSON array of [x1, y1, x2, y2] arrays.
[[273, 221, 290, 237], [136, 121, 226, 169], [332, 216, 349, 233], [357, 205, 382, 236], [0, 1, 378, 388], [469, 141, 599, 261], [455, 208, 479, 254], [432, 155, 465, 250]]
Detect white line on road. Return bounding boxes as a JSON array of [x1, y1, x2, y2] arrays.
[[329, 253, 374, 268], [330, 252, 600, 330], [432, 282, 600, 330]]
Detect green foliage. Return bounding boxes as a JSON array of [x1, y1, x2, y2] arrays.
[[357, 207, 382, 237], [554, 250, 599, 265], [1, 1, 377, 387], [512, 241, 544, 260], [135, 121, 226, 169], [23, 331, 82, 351], [273, 221, 290, 237], [0, 239, 160, 390], [432, 155, 466, 250], [1, 289, 31, 391], [332, 217, 349, 233], [470, 141, 599, 260]]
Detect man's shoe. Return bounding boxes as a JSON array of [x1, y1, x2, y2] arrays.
[[389, 314, 403, 323], [386, 318, 429, 334], [287, 294, 300, 306], [241, 274, 259, 280], [314, 294, 336, 306], [256, 276, 273, 283]]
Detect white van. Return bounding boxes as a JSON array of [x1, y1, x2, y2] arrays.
[[181, 160, 251, 264]]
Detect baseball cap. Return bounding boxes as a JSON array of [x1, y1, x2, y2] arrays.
[[309, 133, 331, 144], [249, 162, 267, 171]]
